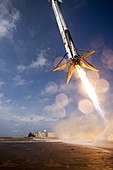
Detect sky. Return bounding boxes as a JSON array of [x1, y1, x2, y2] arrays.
[[0, 0, 113, 137]]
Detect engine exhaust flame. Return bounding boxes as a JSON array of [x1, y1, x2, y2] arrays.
[[76, 65, 107, 125]]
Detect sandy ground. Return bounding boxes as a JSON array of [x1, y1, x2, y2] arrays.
[[0, 137, 113, 170]]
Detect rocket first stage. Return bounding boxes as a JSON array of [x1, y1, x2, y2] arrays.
[[49, 0, 99, 83]]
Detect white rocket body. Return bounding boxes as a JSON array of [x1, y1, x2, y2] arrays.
[[49, 0, 98, 84], [49, 0, 77, 59]]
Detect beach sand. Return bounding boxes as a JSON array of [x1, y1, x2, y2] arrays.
[[0, 137, 113, 170]]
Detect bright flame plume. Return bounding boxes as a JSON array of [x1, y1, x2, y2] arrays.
[[76, 65, 106, 124]]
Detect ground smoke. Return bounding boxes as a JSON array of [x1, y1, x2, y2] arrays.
[[54, 66, 113, 145]]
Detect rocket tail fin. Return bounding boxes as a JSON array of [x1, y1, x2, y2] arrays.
[[53, 60, 75, 83], [53, 62, 69, 71], [80, 50, 95, 59], [82, 59, 99, 71], [66, 64, 75, 84]]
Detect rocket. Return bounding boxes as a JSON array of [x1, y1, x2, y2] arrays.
[[49, 0, 99, 83]]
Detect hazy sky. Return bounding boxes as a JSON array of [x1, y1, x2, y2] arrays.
[[0, 0, 113, 136]]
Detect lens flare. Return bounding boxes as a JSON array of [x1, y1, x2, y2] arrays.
[[76, 65, 106, 124]]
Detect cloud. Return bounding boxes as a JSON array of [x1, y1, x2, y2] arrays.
[[58, 82, 77, 94], [30, 55, 47, 69], [0, 81, 4, 87], [17, 50, 47, 72], [40, 81, 77, 98], [13, 75, 27, 86], [16, 115, 45, 123], [0, 93, 4, 98], [0, 0, 20, 38], [17, 64, 26, 73], [44, 103, 66, 120], [0, 58, 7, 73], [24, 95, 32, 100], [0, 99, 47, 136], [0, 99, 41, 123], [40, 81, 58, 97]]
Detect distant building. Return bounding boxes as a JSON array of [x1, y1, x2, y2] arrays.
[[36, 131, 48, 138], [48, 132, 56, 138], [28, 131, 36, 137], [28, 130, 56, 138]]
